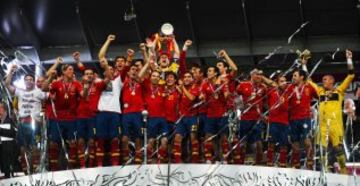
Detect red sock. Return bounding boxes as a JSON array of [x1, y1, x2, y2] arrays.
[[173, 142, 182, 163], [95, 139, 104, 167], [204, 141, 213, 162], [232, 139, 241, 164], [110, 138, 120, 166], [147, 147, 153, 164], [135, 150, 142, 164], [77, 141, 86, 168], [291, 149, 301, 169], [69, 142, 77, 168], [221, 139, 229, 161], [267, 144, 275, 166], [88, 140, 95, 167], [158, 146, 168, 163], [49, 143, 59, 171], [279, 147, 288, 167], [191, 140, 200, 163]]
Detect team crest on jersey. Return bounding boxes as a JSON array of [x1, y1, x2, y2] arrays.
[[280, 96, 285, 103]]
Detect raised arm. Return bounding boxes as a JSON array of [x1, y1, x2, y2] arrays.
[[337, 49, 355, 93], [46, 57, 62, 77], [126, 49, 135, 66], [138, 55, 150, 80], [98, 34, 115, 60], [73, 52, 85, 71], [99, 57, 109, 71], [178, 40, 192, 78], [218, 50, 238, 74], [5, 65, 17, 94], [299, 54, 321, 96], [261, 75, 278, 87], [139, 43, 148, 62], [42, 70, 57, 92], [172, 36, 180, 60]]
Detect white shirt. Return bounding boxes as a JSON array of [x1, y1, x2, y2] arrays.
[[0, 123, 13, 141], [15, 88, 46, 120], [97, 75, 123, 113]]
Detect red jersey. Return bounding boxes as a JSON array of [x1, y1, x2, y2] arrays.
[[116, 65, 130, 82], [201, 80, 227, 118], [237, 81, 267, 121], [179, 85, 200, 117], [77, 80, 106, 119], [267, 86, 290, 125], [220, 73, 236, 110], [45, 93, 56, 120], [164, 87, 180, 122], [196, 79, 207, 115], [143, 79, 166, 118], [288, 83, 316, 120], [122, 78, 144, 113], [50, 80, 82, 121]]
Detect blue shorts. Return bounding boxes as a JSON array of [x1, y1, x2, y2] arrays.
[[95, 112, 121, 139], [76, 117, 96, 140], [175, 116, 197, 137], [122, 112, 143, 139], [268, 123, 290, 145], [48, 120, 76, 142], [290, 119, 311, 142], [205, 117, 228, 135], [198, 113, 207, 138], [167, 121, 175, 137], [147, 117, 168, 139], [239, 120, 263, 144], [17, 122, 40, 147]]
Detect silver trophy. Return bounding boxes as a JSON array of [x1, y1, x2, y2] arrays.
[[160, 23, 174, 36]]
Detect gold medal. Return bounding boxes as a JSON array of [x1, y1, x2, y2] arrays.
[[214, 93, 219, 99], [64, 93, 69, 99], [131, 91, 135, 96]]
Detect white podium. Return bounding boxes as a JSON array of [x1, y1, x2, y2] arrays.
[[1, 164, 359, 186]]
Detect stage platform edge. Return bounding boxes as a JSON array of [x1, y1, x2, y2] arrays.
[[1, 164, 359, 186]]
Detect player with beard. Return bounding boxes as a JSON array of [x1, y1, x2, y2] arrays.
[[173, 72, 200, 163], [95, 57, 123, 167], [288, 68, 317, 169], [43, 63, 83, 170], [164, 71, 180, 135], [6, 65, 46, 173], [262, 74, 291, 167], [76, 66, 111, 168], [235, 69, 267, 165], [200, 66, 230, 163], [121, 63, 145, 164], [98, 34, 134, 81], [191, 64, 207, 162]]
